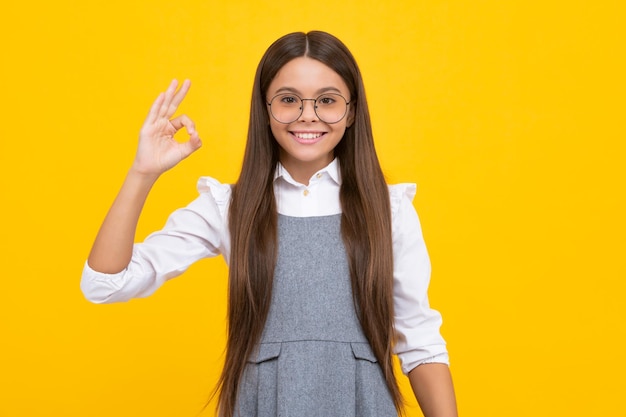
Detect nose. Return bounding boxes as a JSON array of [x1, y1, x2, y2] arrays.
[[299, 99, 318, 122]]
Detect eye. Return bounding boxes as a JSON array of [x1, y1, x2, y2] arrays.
[[279, 95, 299, 105], [317, 95, 337, 105]]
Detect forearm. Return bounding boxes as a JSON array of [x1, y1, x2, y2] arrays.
[[87, 169, 159, 273], [86, 79, 201, 275], [409, 363, 458, 417]]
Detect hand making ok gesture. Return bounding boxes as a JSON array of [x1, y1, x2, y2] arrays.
[[133, 79, 202, 177]]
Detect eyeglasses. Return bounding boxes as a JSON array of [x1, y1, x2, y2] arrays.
[[267, 93, 351, 124]]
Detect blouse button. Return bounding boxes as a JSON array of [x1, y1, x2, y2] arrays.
[[316, 173, 322, 179], [303, 189, 310, 197]]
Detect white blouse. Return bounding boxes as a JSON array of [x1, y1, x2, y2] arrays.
[[81, 159, 449, 374]]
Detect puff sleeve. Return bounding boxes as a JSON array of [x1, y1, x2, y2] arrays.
[[389, 183, 449, 374], [80, 177, 232, 303]]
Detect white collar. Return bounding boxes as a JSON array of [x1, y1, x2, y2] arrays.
[[274, 158, 342, 186]]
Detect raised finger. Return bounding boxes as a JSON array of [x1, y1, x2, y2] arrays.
[[169, 79, 192, 111], [158, 79, 180, 118], [145, 92, 165, 124]]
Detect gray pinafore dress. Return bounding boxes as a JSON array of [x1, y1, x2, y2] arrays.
[[235, 214, 397, 416]]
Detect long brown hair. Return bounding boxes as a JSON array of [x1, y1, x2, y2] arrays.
[[217, 31, 401, 416]]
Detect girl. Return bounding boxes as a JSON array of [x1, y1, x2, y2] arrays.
[[82, 31, 457, 417]]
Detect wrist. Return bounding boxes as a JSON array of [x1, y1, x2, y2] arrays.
[[127, 166, 160, 187]]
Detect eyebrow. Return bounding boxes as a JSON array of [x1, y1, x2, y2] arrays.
[[273, 86, 344, 96]]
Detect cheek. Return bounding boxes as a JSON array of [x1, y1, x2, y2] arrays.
[[335, 120, 349, 135], [268, 120, 282, 139]]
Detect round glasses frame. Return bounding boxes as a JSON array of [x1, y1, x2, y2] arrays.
[[267, 93, 351, 124]]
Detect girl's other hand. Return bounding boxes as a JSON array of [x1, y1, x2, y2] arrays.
[[132, 79, 202, 177]]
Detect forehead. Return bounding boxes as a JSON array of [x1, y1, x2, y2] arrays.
[[268, 57, 350, 96]]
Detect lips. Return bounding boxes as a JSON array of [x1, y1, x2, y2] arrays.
[[291, 131, 326, 144]]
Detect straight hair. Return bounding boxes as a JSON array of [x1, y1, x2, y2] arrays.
[[217, 31, 402, 416]]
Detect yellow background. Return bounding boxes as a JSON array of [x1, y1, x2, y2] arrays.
[[1, 1, 624, 416]]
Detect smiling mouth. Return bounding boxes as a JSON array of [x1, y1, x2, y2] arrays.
[[292, 132, 325, 140]]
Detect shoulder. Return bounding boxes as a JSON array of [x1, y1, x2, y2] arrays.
[[387, 183, 417, 217], [195, 176, 233, 217], [197, 176, 232, 200]]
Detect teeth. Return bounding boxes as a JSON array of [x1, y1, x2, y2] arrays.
[[294, 132, 322, 139]]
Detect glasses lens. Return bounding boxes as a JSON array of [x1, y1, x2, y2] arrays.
[[269, 93, 348, 124], [315, 94, 348, 124], [269, 94, 302, 124]]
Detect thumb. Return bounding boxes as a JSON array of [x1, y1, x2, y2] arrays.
[[179, 133, 202, 160]]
